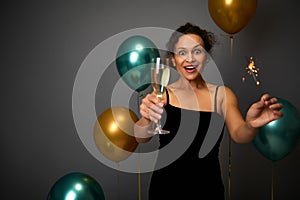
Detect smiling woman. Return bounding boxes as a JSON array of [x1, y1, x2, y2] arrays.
[[171, 34, 208, 82], [134, 22, 284, 199]]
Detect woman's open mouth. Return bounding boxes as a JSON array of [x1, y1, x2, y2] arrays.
[[184, 65, 197, 73]]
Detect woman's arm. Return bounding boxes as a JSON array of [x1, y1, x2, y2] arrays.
[[134, 117, 153, 143], [223, 87, 283, 144]]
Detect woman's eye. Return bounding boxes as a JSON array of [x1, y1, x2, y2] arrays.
[[193, 49, 202, 54], [178, 51, 186, 56]]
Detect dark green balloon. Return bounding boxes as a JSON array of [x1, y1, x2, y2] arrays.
[[47, 172, 105, 200], [116, 35, 160, 92], [253, 97, 300, 161]]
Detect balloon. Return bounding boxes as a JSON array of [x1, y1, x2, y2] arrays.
[[47, 172, 105, 200], [208, 0, 258, 35], [116, 35, 160, 92], [94, 106, 139, 162], [253, 98, 300, 161]]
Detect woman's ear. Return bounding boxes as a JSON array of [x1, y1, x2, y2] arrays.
[[205, 56, 210, 65], [171, 56, 176, 67]]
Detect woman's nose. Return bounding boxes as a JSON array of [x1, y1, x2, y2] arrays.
[[185, 53, 194, 62]]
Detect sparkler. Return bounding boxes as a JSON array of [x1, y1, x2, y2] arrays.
[[242, 56, 260, 86]]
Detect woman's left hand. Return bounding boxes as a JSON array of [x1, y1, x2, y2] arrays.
[[246, 93, 283, 129]]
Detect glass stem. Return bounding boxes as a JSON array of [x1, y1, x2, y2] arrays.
[[156, 119, 162, 134], [156, 95, 163, 134]]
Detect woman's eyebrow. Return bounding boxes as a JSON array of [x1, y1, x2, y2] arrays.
[[193, 44, 203, 49], [176, 44, 202, 50]]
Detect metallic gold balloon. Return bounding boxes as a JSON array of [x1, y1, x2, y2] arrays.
[[47, 172, 105, 200], [208, 0, 258, 34], [94, 106, 139, 162]]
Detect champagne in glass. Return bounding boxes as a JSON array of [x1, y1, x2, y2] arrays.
[[149, 58, 170, 134]]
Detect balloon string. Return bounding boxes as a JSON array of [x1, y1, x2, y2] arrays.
[[228, 137, 232, 200], [228, 34, 234, 200], [138, 146, 141, 200], [220, 34, 234, 61], [137, 93, 142, 200], [117, 162, 120, 200], [271, 162, 275, 200], [230, 35, 233, 61], [138, 92, 140, 109]]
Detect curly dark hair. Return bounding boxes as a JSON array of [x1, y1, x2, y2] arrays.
[[166, 22, 216, 57]]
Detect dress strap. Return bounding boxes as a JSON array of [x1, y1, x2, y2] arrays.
[[165, 88, 170, 105], [214, 85, 220, 112]]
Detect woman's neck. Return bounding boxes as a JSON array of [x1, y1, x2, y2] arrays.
[[175, 76, 206, 90]]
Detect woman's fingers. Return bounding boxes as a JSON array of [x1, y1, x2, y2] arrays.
[[260, 94, 284, 120], [140, 93, 164, 122], [260, 94, 281, 108], [269, 102, 283, 110], [149, 108, 162, 123], [148, 102, 163, 123]]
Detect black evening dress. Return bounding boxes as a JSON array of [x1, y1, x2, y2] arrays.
[[148, 86, 225, 199]]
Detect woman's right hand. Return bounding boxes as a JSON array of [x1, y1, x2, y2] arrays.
[[140, 93, 164, 124]]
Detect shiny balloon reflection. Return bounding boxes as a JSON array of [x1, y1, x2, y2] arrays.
[[94, 106, 139, 162], [47, 172, 105, 200], [116, 35, 160, 92], [208, 0, 258, 34], [253, 97, 300, 161]]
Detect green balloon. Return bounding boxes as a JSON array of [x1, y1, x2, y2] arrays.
[[116, 35, 160, 92], [47, 172, 105, 200], [253, 97, 300, 161]]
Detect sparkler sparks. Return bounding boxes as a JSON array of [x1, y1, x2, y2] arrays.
[[242, 56, 260, 85]]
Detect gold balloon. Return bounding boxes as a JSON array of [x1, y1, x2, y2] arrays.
[[208, 0, 258, 34], [94, 106, 139, 162]]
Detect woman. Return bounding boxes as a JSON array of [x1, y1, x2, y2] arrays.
[[134, 22, 283, 199]]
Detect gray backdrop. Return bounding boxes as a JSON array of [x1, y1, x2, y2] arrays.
[[2, 0, 300, 199]]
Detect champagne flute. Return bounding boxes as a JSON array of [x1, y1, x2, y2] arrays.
[[148, 58, 170, 134]]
